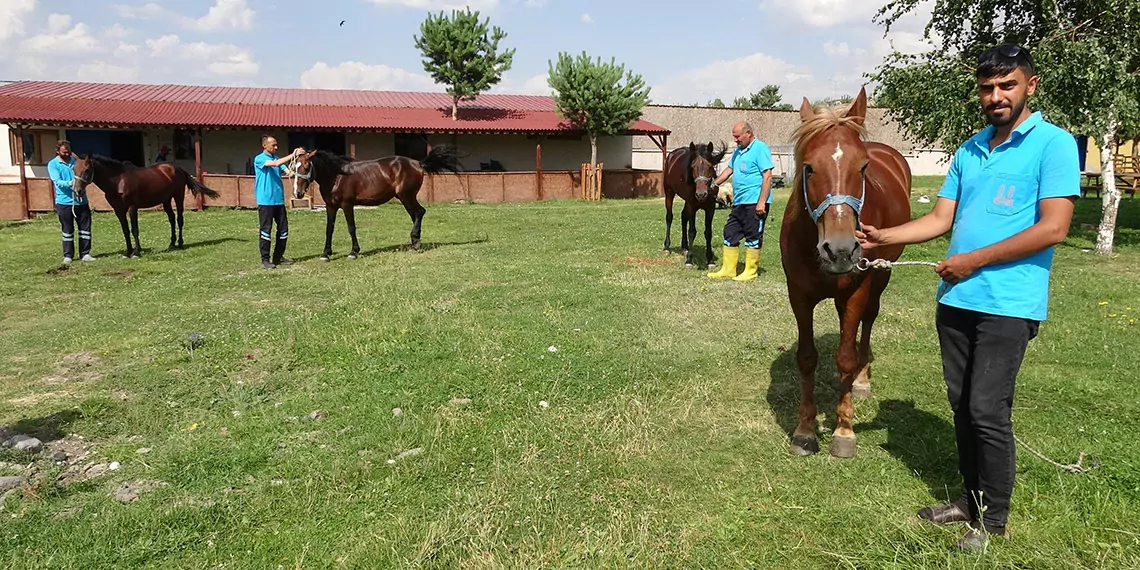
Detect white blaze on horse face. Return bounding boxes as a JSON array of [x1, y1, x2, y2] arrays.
[[831, 142, 847, 221]]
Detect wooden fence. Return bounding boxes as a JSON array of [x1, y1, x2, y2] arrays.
[[0, 169, 664, 220]]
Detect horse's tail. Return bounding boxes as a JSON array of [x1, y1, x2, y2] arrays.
[[176, 166, 220, 199], [419, 144, 464, 174]]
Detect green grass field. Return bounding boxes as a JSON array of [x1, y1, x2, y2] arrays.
[[1, 178, 1138, 569]]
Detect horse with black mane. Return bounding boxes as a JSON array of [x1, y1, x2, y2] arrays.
[[72, 154, 220, 258], [292, 145, 463, 260], [663, 142, 729, 268], [779, 87, 912, 458]]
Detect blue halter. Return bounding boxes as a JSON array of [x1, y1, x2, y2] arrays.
[[803, 166, 866, 228]]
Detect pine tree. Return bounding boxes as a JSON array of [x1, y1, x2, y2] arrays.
[[414, 8, 515, 121], [547, 51, 651, 175]]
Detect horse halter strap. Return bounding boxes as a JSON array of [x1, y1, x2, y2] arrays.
[[290, 156, 312, 195], [803, 167, 866, 227]]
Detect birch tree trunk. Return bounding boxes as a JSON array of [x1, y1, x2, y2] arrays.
[[1095, 118, 1120, 256]]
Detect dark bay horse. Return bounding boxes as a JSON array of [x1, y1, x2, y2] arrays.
[[779, 87, 912, 458], [292, 145, 463, 260], [663, 142, 728, 268], [72, 155, 219, 258]]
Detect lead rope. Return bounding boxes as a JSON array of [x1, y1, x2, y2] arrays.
[[858, 256, 1098, 474]]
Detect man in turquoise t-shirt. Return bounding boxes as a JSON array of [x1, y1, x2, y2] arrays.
[[253, 135, 303, 269], [47, 140, 96, 264], [857, 44, 1078, 552], [706, 121, 774, 282]]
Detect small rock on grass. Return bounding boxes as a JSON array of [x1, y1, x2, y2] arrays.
[[2, 435, 43, 454], [306, 410, 327, 422], [389, 447, 424, 465], [392, 408, 402, 416], [112, 480, 166, 504], [449, 398, 472, 406], [0, 476, 26, 493]]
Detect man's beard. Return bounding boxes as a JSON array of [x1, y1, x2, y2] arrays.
[[985, 98, 1025, 127]]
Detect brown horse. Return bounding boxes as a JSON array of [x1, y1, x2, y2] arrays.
[[663, 142, 728, 268], [72, 154, 220, 258], [779, 87, 911, 458], [292, 145, 463, 260]]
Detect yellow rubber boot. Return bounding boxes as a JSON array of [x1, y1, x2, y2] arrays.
[[733, 247, 761, 282], [706, 245, 740, 279]]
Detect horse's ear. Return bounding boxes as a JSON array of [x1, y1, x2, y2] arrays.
[[799, 97, 814, 122], [844, 87, 868, 125], [689, 142, 696, 152], [708, 141, 713, 150]]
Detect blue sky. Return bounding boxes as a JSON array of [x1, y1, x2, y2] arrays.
[[0, 0, 935, 104]]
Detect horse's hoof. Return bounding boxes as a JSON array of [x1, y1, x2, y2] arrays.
[[347, 253, 358, 260], [131, 254, 140, 259], [684, 263, 694, 270], [829, 436, 858, 458], [852, 384, 872, 400], [790, 435, 819, 456], [707, 263, 717, 270], [662, 249, 671, 256]]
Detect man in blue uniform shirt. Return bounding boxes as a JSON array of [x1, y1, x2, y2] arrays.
[[253, 135, 303, 269], [706, 121, 774, 282], [857, 44, 1079, 552], [47, 140, 95, 264]]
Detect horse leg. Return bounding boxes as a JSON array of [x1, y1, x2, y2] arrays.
[[830, 281, 873, 458], [129, 207, 141, 258], [663, 190, 674, 254], [703, 203, 716, 269], [344, 205, 361, 259], [321, 205, 337, 262], [175, 195, 185, 248], [853, 273, 888, 399], [790, 293, 821, 455], [401, 197, 426, 251], [685, 204, 698, 268], [162, 201, 176, 250], [115, 208, 131, 258]]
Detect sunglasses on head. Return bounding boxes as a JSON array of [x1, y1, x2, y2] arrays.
[[978, 44, 1028, 63]]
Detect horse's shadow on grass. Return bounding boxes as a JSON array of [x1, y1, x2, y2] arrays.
[[294, 238, 490, 262], [1, 409, 82, 444], [767, 333, 959, 500]]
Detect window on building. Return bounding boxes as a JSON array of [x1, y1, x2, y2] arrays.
[[173, 129, 194, 160], [8, 129, 60, 165], [394, 132, 428, 161]]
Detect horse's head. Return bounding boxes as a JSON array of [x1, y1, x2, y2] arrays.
[[793, 87, 870, 275], [291, 149, 317, 199], [688, 141, 726, 201], [72, 154, 95, 198]]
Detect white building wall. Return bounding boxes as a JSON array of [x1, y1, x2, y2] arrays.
[[631, 147, 951, 176]]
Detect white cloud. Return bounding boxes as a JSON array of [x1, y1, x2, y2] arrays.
[[366, 0, 500, 10], [104, 24, 131, 40], [759, 0, 886, 28], [523, 0, 546, 6], [47, 14, 72, 34], [22, 21, 101, 54], [112, 0, 254, 32], [581, 13, 593, 24], [654, 51, 830, 104], [300, 61, 441, 91], [823, 41, 850, 57], [191, 0, 254, 32], [146, 35, 259, 75], [76, 61, 140, 83], [490, 72, 551, 96], [0, 0, 37, 44]]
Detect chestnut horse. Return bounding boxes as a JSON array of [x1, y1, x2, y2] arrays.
[[663, 142, 728, 268], [292, 145, 463, 260], [779, 87, 911, 458], [72, 154, 219, 258]]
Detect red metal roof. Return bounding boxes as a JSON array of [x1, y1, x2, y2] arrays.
[[0, 81, 669, 135]]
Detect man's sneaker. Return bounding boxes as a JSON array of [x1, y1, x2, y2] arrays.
[[81, 254, 97, 262], [62, 257, 73, 264], [261, 260, 276, 269]]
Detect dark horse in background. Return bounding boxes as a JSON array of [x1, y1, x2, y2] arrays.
[[780, 87, 912, 458], [72, 154, 220, 258], [663, 142, 728, 268], [292, 145, 463, 260]]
